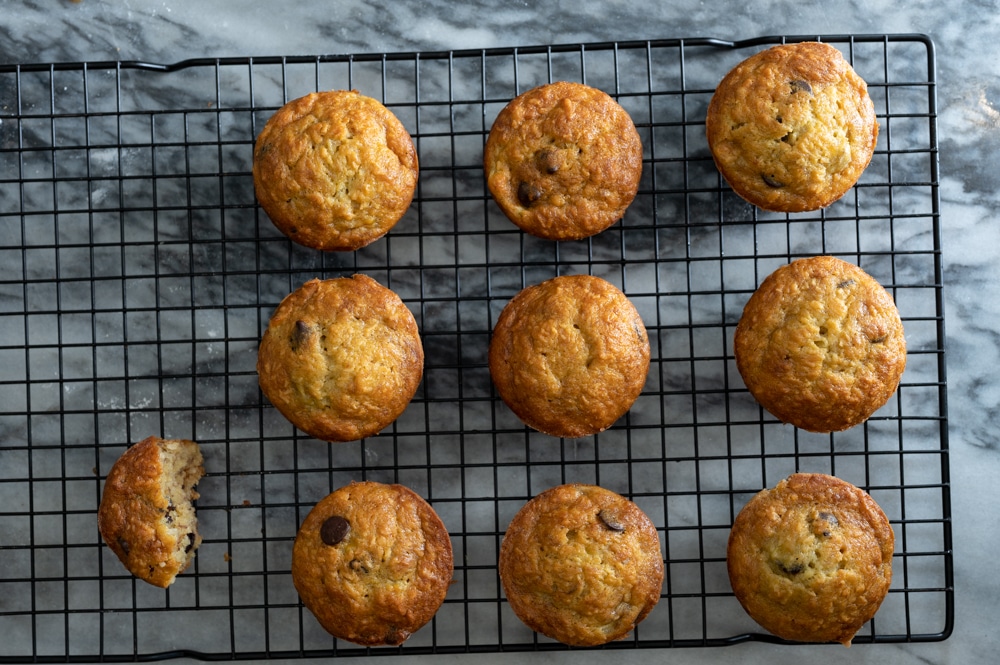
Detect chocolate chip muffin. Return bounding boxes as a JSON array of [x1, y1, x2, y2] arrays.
[[484, 81, 643, 240], [706, 42, 878, 212], [488, 274, 650, 438], [291, 481, 454, 646], [253, 90, 418, 251], [727, 473, 895, 646], [498, 484, 664, 646], [257, 275, 424, 442], [97, 436, 205, 588], [734, 256, 906, 432]]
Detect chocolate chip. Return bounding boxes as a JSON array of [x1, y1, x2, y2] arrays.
[[837, 279, 856, 289], [870, 335, 886, 344], [185, 533, 196, 553], [761, 173, 784, 188], [320, 516, 351, 546], [537, 150, 560, 174], [117, 537, 130, 556], [597, 510, 625, 532], [790, 79, 813, 95], [778, 561, 804, 575], [817, 511, 839, 537], [290, 320, 312, 351], [517, 181, 542, 207]]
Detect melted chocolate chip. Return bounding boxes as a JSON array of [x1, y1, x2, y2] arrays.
[[537, 150, 560, 174], [185, 533, 196, 553], [778, 561, 804, 575], [817, 511, 839, 537], [320, 516, 351, 546], [870, 335, 887, 344], [597, 510, 625, 532], [762, 173, 784, 188], [517, 181, 543, 207], [790, 79, 813, 95], [290, 320, 312, 351], [349, 558, 370, 574], [117, 537, 130, 556]]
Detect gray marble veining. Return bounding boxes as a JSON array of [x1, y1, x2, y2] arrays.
[[1, 1, 997, 664]]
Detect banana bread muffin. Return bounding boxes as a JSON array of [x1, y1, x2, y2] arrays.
[[706, 41, 878, 212], [257, 275, 424, 442], [484, 81, 643, 240], [727, 473, 895, 646], [734, 256, 906, 432], [253, 90, 418, 251], [291, 481, 454, 646], [498, 484, 664, 646], [488, 274, 650, 438], [98, 436, 205, 588]]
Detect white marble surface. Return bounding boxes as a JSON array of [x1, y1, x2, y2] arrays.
[[1, 1, 996, 664]]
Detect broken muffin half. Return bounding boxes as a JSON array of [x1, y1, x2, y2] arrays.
[[98, 436, 205, 588]]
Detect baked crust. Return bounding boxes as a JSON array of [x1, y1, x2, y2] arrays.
[[484, 81, 643, 240], [253, 90, 418, 251], [291, 481, 454, 646], [734, 256, 906, 432], [488, 274, 650, 438], [706, 42, 878, 212], [97, 436, 205, 588], [257, 275, 424, 442], [498, 484, 664, 646], [727, 473, 894, 646]]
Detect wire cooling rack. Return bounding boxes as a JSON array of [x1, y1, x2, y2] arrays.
[[0, 34, 951, 660]]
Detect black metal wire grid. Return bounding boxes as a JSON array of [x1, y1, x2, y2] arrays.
[[0, 34, 951, 661]]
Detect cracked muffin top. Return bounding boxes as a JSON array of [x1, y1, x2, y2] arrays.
[[253, 90, 418, 251], [292, 481, 453, 646], [257, 275, 423, 442], [498, 483, 664, 646], [734, 255, 905, 432], [488, 274, 650, 438], [706, 41, 878, 212], [484, 81, 643, 240], [727, 473, 895, 646]]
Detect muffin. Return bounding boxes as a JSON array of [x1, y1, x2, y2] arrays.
[[97, 436, 205, 588], [253, 90, 418, 251], [488, 274, 650, 438], [706, 41, 878, 212], [727, 473, 895, 646], [257, 275, 424, 442], [484, 81, 643, 240], [291, 481, 454, 646], [734, 256, 906, 432], [498, 484, 664, 646]]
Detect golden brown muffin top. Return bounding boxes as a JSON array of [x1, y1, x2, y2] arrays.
[[97, 436, 205, 588], [256, 275, 423, 442], [488, 274, 650, 438], [291, 481, 454, 646], [734, 256, 906, 432], [484, 81, 643, 240], [498, 484, 664, 646], [706, 42, 878, 212], [727, 473, 894, 646], [253, 90, 418, 251]]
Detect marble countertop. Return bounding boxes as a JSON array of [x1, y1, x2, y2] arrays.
[[2, 1, 996, 664]]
